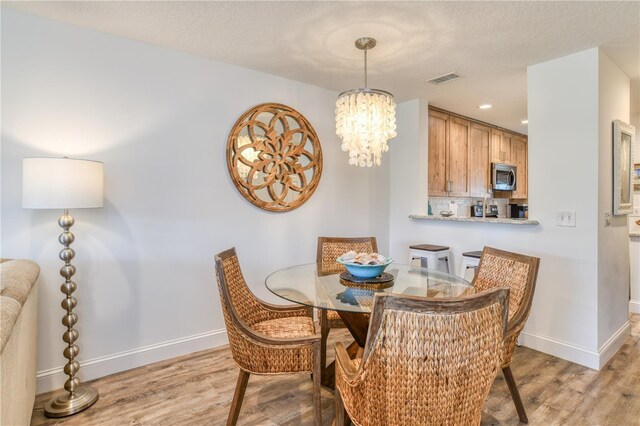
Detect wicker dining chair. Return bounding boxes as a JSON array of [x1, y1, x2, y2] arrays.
[[316, 236, 377, 369], [334, 288, 510, 426], [214, 248, 322, 426], [472, 246, 540, 423]]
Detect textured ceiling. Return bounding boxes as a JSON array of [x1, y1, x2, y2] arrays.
[[4, 1, 640, 134]]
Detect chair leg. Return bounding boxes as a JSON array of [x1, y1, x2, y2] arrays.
[[503, 366, 528, 423], [227, 370, 250, 426], [313, 342, 323, 426], [335, 387, 348, 426], [320, 310, 329, 370]]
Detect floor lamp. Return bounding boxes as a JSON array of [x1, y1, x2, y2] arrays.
[[22, 157, 104, 418]]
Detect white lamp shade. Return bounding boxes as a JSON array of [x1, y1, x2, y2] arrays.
[[23, 158, 104, 209]]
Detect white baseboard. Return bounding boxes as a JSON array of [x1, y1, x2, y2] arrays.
[[519, 321, 631, 370], [520, 321, 630, 370], [519, 331, 600, 370], [597, 321, 631, 369], [36, 328, 228, 394], [630, 299, 640, 314]]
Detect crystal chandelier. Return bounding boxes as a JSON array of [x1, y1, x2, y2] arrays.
[[336, 37, 397, 167]]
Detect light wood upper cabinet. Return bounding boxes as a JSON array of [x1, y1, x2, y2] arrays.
[[511, 136, 528, 199], [490, 129, 502, 163], [428, 106, 528, 201], [447, 117, 470, 197], [501, 132, 513, 164], [428, 110, 449, 197], [469, 123, 491, 197], [428, 110, 471, 197], [490, 129, 513, 164]]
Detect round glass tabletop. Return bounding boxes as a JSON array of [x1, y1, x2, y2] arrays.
[[265, 263, 474, 314]]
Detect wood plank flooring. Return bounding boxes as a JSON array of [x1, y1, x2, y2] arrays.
[[31, 315, 640, 425]]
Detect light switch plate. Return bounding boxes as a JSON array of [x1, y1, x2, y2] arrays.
[[557, 210, 576, 227]]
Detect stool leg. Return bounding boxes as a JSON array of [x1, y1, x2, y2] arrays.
[[428, 253, 438, 270], [466, 266, 476, 281], [420, 257, 429, 268], [459, 258, 468, 278], [469, 259, 480, 280], [444, 256, 450, 273], [434, 252, 449, 273]]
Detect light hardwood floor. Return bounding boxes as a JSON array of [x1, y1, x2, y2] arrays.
[[32, 315, 640, 425]]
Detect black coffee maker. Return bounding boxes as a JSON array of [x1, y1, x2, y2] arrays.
[[471, 202, 483, 217], [509, 204, 528, 218], [471, 201, 498, 217]]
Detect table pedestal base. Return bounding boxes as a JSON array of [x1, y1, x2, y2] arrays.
[[320, 311, 370, 389]]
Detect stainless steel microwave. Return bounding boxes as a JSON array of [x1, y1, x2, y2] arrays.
[[492, 163, 517, 191]]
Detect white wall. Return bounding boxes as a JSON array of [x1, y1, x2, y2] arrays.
[[526, 48, 602, 359], [368, 148, 391, 254], [1, 9, 375, 392], [597, 51, 630, 349], [388, 48, 631, 369]]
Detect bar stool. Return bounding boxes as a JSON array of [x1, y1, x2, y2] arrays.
[[460, 251, 483, 281], [409, 244, 451, 273]]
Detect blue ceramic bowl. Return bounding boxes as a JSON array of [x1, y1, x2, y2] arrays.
[[336, 257, 394, 279]]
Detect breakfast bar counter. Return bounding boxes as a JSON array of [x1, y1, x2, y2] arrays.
[[409, 215, 540, 225]]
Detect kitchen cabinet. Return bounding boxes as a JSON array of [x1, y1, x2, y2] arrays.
[[428, 110, 449, 196], [491, 130, 514, 164], [448, 117, 470, 196], [469, 123, 491, 197], [511, 135, 528, 199], [500, 132, 514, 164], [490, 129, 502, 163], [428, 106, 528, 201], [428, 110, 471, 197]]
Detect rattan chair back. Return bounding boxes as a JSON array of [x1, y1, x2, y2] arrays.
[[215, 248, 316, 373], [472, 245, 541, 375], [215, 248, 263, 369], [214, 248, 322, 425], [472, 247, 540, 338], [469, 247, 540, 423], [316, 237, 378, 275], [336, 288, 509, 425], [215, 248, 267, 329]]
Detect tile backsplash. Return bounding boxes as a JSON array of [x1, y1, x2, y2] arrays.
[[429, 197, 512, 218]]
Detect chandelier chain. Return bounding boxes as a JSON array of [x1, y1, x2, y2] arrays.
[[364, 48, 368, 88]]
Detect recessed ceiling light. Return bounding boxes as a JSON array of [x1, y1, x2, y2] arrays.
[[478, 104, 492, 109], [521, 119, 528, 124]]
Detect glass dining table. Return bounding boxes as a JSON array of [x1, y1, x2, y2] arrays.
[[265, 263, 474, 387]]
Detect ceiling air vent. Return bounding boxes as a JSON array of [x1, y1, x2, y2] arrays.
[[426, 73, 462, 85]]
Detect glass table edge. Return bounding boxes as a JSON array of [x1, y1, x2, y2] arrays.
[[264, 262, 474, 314]]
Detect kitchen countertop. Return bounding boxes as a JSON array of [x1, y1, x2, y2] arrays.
[[409, 215, 539, 225]]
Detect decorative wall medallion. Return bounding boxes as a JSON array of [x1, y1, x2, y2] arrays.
[[227, 103, 323, 212]]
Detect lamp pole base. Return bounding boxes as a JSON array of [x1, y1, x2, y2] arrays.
[[44, 385, 99, 418]]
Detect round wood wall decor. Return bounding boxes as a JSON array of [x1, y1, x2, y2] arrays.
[[226, 103, 323, 212]]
